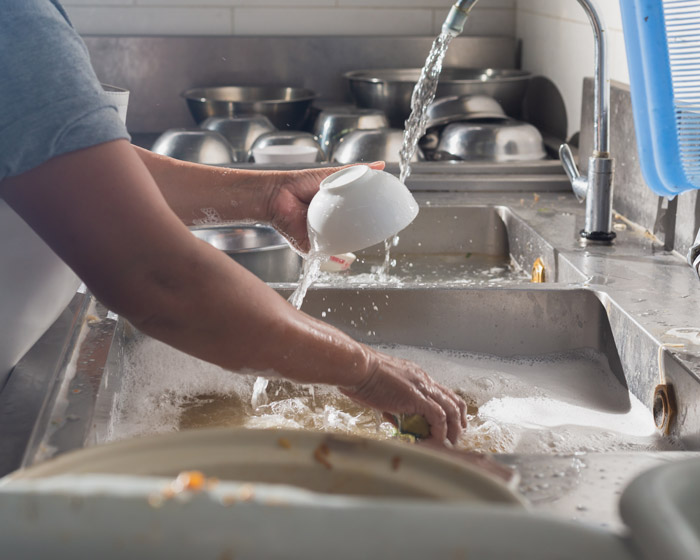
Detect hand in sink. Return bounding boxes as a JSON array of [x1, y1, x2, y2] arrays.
[[341, 348, 468, 445]]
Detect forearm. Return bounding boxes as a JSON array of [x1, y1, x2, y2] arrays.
[[1, 140, 370, 389], [133, 145, 278, 226], [124, 236, 371, 387]]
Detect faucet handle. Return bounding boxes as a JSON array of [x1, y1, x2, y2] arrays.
[[559, 143, 588, 200]]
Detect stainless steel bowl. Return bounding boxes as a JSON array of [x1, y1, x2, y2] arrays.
[[191, 225, 301, 283], [312, 107, 389, 157], [151, 129, 234, 165], [344, 68, 531, 127], [331, 128, 424, 164], [182, 86, 316, 130], [200, 115, 276, 162], [435, 119, 546, 163], [426, 95, 506, 129], [250, 131, 325, 163]]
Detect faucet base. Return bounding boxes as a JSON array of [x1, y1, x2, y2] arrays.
[[580, 230, 616, 243]]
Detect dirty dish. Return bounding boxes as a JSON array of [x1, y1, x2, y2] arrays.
[[307, 165, 419, 255], [8, 427, 522, 504]]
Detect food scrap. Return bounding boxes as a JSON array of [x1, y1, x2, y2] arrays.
[[85, 314, 100, 325], [313, 443, 332, 470], [277, 437, 292, 449], [391, 455, 402, 472], [150, 470, 216, 506]]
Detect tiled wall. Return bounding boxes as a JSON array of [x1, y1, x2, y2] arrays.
[[516, 0, 629, 138], [61, 0, 516, 37], [64, 0, 631, 139]]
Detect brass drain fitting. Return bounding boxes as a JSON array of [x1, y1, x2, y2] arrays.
[[653, 384, 677, 435], [531, 258, 546, 283]]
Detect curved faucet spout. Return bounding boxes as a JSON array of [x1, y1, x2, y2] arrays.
[[441, 0, 615, 242]]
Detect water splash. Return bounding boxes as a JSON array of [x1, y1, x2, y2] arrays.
[[253, 233, 327, 407], [288, 253, 325, 310], [378, 32, 454, 277], [399, 32, 454, 184]]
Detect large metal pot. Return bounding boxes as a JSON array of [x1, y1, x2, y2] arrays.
[[182, 86, 316, 130], [345, 68, 531, 127]]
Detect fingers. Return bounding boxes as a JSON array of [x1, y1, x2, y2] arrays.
[[341, 351, 466, 445], [426, 386, 464, 445], [336, 161, 386, 173], [436, 380, 468, 429], [419, 398, 448, 443]]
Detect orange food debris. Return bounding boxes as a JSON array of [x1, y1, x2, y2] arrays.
[[221, 494, 237, 507], [239, 484, 255, 502], [391, 455, 402, 471], [176, 470, 206, 491], [278, 437, 292, 449], [313, 443, 332, 470], [162, 470, 208, 499]]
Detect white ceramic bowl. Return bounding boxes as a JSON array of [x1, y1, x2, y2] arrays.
[[307, 165, 419, 255], [252, 145, 320, 164]]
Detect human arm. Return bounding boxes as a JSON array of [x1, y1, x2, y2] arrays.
[[1, 140, 465, 443], [133, 146, 384, 252]]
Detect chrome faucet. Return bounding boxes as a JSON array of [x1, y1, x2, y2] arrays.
[[442, 0, 615, 242]]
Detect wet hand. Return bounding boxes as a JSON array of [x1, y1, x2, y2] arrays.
[[340, 349, 468, 445], [266, 161, 385, 253]]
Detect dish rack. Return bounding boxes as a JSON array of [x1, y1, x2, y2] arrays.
[[620, 0, 700, 197]]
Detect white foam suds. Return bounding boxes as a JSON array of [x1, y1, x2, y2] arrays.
[[106, 339, 680, 455]]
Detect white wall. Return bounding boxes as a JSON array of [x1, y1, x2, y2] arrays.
[[515, 0, 629, 138], [61, 0, 515, 37]]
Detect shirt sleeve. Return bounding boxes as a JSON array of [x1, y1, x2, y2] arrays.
[[0, 1, 130, 181]]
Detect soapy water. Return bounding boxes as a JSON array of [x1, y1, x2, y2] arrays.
[[106, 337, 680, 455], [252, 247, 326, 408]]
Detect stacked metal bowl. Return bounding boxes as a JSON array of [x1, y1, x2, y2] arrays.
[[422, 95, 546, 163], [152, 86, 325, 164]]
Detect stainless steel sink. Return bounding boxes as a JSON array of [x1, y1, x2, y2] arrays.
[[191, 205, 545, 285], [349, 205, 549, 285], [71, 286, 659, 452], [4, 189, 700, 532]]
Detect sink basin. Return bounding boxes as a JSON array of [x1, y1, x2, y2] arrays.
[[345, 205, 539, 285], [85, 286, 678, 457], [190, 206, 549, 286]]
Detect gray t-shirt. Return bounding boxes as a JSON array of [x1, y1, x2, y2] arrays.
[[0, 0, 130, 180]]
